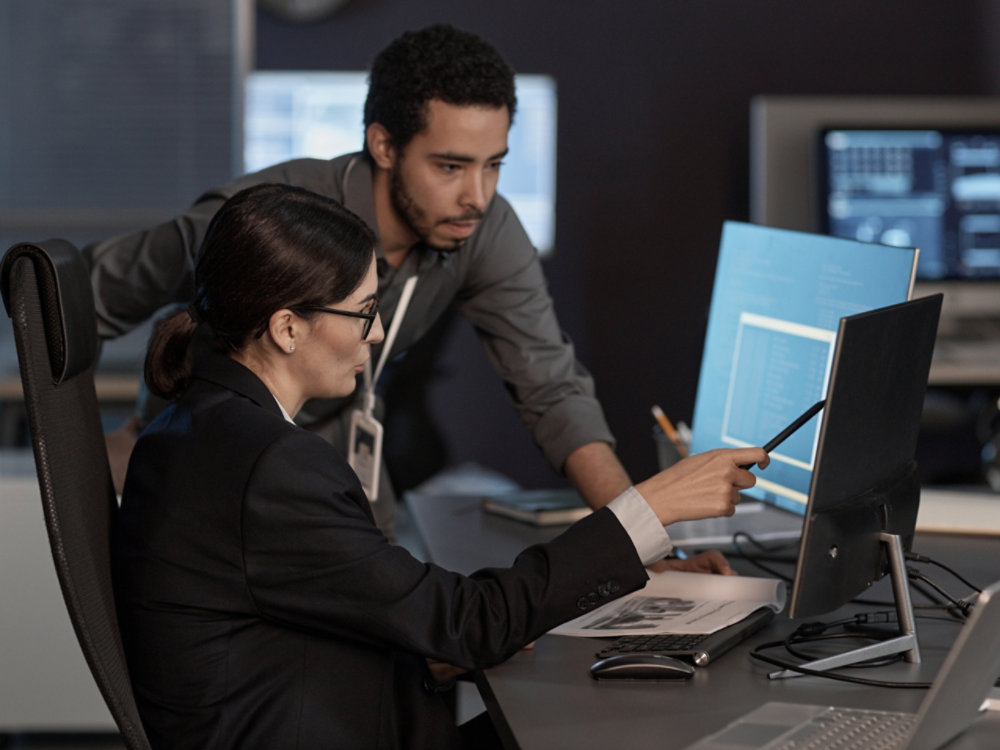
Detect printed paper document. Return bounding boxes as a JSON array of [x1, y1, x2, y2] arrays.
[[550, 571, 785, 637]]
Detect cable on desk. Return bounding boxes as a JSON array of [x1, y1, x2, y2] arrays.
[[749, 635, 932, 689], [751, 569, 978, 688], [905, 550, 982, 594], [844, 566, 974, 625], [907, 568, 974, 619], [731, 538, 981, 619], [730, 531, 798, 581], [905, 549, 981, 620], [749, 609, 948, 688]]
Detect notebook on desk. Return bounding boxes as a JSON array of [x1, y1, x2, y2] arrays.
[[684, 579, 1000, 750], [671, 222, 917, 551]]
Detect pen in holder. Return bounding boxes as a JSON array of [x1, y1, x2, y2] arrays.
[[653, 425, 686, 471]]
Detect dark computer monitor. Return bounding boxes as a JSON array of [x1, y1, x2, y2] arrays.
[[788, 294, 943, 625], [818, 127, 1000, 282]]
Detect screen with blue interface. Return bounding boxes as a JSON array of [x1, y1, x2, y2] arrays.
[[689, 222, 917, 514], [244, 71, 557, 254], [819, 128, 1000, 281]]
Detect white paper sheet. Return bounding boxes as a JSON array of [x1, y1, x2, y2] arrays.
[[550, 571, 786, 637]]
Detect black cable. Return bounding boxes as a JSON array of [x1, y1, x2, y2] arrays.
[[846, 572, 970, 628], [907, 568, 974, 619], [750, 598, 968, 689], [730, 531, 797, 581], [730, 543, 981, 687], [735, 530, 800, 555], [905, 552, 980, 621], [844, 607, 966, 637], [730, 538, 976, 683], [906, 551, 982, 594], [908, 577, 948, 608], [749, 639, 932, 689]]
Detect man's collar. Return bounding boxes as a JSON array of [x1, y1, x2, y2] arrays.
[[339, 154, 384, 260]]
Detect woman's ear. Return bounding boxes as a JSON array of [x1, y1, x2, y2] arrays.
[[267, 309, 298, 354], [366, 123, 397, 170]]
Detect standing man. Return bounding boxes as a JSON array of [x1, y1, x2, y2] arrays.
[[87, 25, 632, 537]]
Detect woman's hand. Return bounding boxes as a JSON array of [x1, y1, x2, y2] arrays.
[[636, 447, 769, 527], [425, 658, 469, 686]]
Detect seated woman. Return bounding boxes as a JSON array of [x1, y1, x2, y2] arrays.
[[114, 183, 767, 749]]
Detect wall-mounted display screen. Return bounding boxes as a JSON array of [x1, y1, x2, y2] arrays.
[[244, 71, 557, 254]]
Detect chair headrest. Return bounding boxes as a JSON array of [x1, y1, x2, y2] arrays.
[[1, 239, 99, 383]]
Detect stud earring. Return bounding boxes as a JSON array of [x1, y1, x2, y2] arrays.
[[289, 343, 295, 353]]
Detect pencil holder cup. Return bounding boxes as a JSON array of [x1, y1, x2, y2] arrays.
[[653, 426, 684, 471]]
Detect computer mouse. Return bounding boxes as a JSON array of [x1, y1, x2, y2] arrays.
[[589, 653, 695, 680]]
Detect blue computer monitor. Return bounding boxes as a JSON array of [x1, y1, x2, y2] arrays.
[[688, 222, 918, 514], [243, 70, 557, 254]]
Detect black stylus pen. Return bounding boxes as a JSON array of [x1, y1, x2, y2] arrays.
[[740, 399, 826, 469]]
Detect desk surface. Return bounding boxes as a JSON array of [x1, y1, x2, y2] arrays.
[[405, 486, 1000, 750], [0, 373, 139, 402]]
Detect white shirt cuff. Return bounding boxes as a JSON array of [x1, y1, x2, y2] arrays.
[[607, 486, 674, 566]]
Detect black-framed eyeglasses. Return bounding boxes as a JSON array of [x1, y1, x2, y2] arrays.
[[295, 297, 380, 340]]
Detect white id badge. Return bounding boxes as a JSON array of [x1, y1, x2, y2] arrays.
[[348, 408, 383, 502]]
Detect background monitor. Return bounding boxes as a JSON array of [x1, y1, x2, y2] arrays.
[[689, 222, 917, 515], [749, 96, 1000, 381], [818, 127, 1000, 283], [244, 70, 557, 254], [788, 294, 942, 619]]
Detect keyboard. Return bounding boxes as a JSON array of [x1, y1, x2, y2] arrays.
[[772, 707, 914, 750], [594, 606, 774, 666]]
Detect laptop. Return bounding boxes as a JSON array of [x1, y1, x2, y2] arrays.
[[684, 579, 1000, 749], [671, 222, 918, 551]]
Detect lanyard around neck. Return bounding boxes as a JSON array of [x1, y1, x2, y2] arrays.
[[361, 273, 418, 413]]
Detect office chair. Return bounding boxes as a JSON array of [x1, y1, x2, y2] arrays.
[[0, 240, 151, 750]]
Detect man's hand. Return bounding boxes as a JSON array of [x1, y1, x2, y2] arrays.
[[647, 548, 736, 575]]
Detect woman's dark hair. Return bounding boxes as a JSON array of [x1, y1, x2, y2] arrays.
[[362, 24, 517, 157], [145, 183, 376, 399]]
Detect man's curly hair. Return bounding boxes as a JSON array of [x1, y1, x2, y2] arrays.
[[363, 25, 517, 157]]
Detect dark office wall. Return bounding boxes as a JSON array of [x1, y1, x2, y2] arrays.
[[257, 0, 999, 489]]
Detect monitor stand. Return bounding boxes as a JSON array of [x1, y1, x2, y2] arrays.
[[769, 531, 921, 680]]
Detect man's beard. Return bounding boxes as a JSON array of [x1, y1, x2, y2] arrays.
[[389, 167, 482, 252]]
